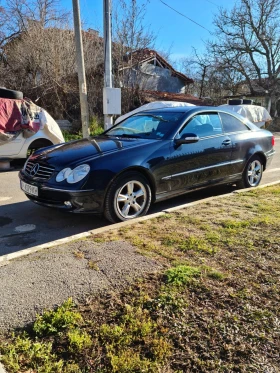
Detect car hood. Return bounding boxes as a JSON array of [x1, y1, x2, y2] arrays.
[[31, 136, 157, 167]]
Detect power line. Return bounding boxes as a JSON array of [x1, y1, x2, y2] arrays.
[[202, 0, 219, 7], [158, 0, 213, 33]]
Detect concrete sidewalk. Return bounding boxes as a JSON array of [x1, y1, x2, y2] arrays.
[[1, 180, 280, 373]]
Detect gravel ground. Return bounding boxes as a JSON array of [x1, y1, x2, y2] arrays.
[[0, 240, 160, 331]]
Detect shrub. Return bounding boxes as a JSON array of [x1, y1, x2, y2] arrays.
[[164, 265, 201, 286], [33, 298, 83, 336]]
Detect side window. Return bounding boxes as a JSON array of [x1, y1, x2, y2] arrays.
[[179, 113, 222, 138], [220, 113, 250, 133]]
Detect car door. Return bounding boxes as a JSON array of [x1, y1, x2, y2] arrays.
[[166, 112, 233, 192], [219, 112, 255, 175]]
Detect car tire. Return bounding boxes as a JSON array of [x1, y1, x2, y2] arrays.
[[0, 88, 23, 100], [236, 155, 263, 189], [104, 171, 152, 223]]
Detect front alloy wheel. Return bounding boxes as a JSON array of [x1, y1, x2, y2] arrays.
[[115, 180, 147, 219], [104, 172, 152, 223]]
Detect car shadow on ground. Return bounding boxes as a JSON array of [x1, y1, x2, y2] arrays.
[[0, 200, 110, 257], [0, 185, 236, 258]]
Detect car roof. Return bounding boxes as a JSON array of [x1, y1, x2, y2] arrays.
[[135, 106, 222, 114], [131, 105, 260, 131]]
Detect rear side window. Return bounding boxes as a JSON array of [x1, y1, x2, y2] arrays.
[[220, 113, 250, 133]]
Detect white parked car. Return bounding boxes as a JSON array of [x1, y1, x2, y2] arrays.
[[0, 88, 64, 167]]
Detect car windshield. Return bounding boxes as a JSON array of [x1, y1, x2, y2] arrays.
[[105, 112, 184, 139]]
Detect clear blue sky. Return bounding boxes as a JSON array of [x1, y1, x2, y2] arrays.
[[63, 0, 237, 60]]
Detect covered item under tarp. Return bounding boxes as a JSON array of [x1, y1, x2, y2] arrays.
[[220, 104, 272, 128], [38, 109, 64, 144], [115, 101, 195, 124], [0, 97, 64, 146], [0, 98, 41, 144]]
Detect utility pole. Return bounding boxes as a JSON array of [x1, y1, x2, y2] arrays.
[[72, 0, 90, 138], [103, 0, 113, 129]]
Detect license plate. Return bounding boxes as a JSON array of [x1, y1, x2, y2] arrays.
[[21, 181, 38, 197]]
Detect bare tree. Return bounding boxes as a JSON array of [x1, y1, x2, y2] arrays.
[[113, 0, 156, 113], [179, 48, 245, 105], [0, 0, 157, 122], [209, 0, 280, 115], [0, 0, 104, 125], [0, 0, 68, 48]]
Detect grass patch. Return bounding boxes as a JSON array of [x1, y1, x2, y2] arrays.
[[67, 329, 92, 353], [33, 298, 83, 336], [88, 260, 100, 270], [73, 250, 84, 259], [1, 185, 280, 372], [164, 265, 201, 286]]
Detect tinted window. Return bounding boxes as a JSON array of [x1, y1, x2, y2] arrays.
[[220, 113, 250, 133], [179, 113, 222, 138]]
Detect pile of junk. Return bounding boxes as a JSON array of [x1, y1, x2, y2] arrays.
[[220, 99, 272, 129], [0, 88, 64, 170]]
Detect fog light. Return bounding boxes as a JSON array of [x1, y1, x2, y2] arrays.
[[64, 201, 72, 208]]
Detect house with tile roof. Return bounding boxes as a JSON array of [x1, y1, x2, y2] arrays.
[[119, 49, 193, 94]]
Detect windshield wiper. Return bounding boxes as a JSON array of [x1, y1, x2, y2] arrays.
[[117, 133, 141, 138], [147, 115, 169, 122]]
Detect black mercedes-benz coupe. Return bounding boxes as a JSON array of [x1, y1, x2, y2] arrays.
[[19, 106, 275, 223]]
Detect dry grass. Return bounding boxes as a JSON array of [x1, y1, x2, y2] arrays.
[[1, 185, 279, 372]]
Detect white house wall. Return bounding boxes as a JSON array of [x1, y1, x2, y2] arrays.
[[122, 65, 186, 93]]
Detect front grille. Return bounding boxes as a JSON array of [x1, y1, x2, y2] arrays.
[[24, 161, 55, 180]]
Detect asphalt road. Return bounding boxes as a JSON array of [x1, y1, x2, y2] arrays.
[[1, 136, 279, 257]]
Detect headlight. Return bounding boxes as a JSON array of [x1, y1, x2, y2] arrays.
[[66, 164, 90, 184], [56, 167, 72, 182]]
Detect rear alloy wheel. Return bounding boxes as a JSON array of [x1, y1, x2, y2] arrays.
[[237, 155, 263, 188], [104, 172, 152, 223]]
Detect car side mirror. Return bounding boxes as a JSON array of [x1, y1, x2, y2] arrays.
[[175, 133, 199, 146]]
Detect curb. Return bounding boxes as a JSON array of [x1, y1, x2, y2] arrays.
[[1, 180, 280, 265], [0, 181, 280, 373]]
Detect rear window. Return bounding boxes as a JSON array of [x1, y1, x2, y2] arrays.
[[220, 112, 250, 133]]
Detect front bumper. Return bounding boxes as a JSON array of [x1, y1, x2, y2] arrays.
[[19, 172, 103, 213]]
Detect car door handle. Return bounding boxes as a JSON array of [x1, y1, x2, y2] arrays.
[[222, 139, 231, 146]]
